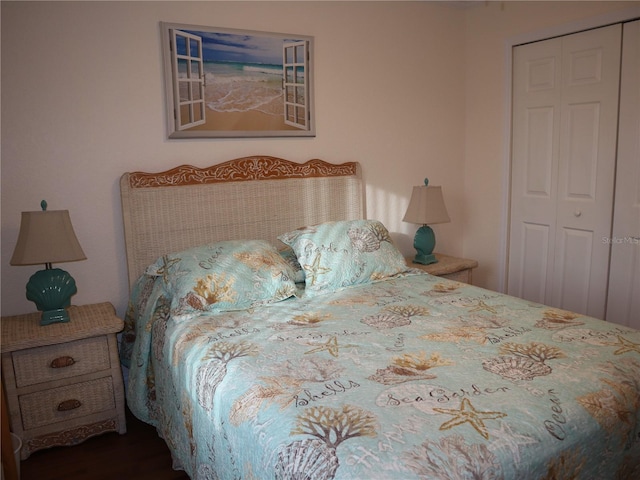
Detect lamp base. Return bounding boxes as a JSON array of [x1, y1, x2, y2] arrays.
[[41, 308, 71, 325], [412, 253, 437, 265], [25, 267, 77, 326], [412, 225, 439, 265]]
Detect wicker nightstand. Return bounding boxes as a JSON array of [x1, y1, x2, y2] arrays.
[[1, 302, 126, 459], [406, 253, 478, 284]]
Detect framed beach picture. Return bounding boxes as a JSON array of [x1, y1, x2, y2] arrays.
[[160, 22, 315, 139]]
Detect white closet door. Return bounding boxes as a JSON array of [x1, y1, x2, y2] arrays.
[[509, 38, 562, 305], [606, 20, 640, 329], [550, 25, 622, 318], [509, 25, 622, 319]]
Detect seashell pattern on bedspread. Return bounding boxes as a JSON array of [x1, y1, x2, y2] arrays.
[[121, 271, 640, 480]]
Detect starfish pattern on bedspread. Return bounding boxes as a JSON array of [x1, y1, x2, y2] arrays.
[[605, 335, 640, 355], [490, 420, 539, 466], [463, 299, 501, 314], [304, 336, 356, 357], [433, 398, 507, 440]]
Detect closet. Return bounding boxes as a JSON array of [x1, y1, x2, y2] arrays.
[[508, 20, 639, 329]]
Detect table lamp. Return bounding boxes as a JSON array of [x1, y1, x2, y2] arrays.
[[10, 201, 86, 325], [403, 178, 450, 265]]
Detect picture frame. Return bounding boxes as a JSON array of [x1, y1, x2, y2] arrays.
[[160, 22, 315, 139]]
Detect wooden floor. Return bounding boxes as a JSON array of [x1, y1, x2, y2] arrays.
[[19, 408, 190, 480]]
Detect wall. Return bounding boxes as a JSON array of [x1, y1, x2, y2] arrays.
[[2, 1, 637, 318], [1, 1, 466, 316]]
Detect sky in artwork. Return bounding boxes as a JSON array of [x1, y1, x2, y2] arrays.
[[187, 30, 297, 65]]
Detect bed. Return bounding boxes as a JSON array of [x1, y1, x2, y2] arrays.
[[120, 155, 640, 480]]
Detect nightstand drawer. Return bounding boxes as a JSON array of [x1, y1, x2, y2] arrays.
[[19, 376, 116, 430], [12, 335, 111, 388]]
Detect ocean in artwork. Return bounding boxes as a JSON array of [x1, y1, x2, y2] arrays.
[[203, 61, 284, 116]]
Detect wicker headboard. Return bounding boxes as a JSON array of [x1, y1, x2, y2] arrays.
[[120, 155, 364, 288]]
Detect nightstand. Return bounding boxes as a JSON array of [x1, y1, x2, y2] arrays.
[[406, 253, 478, 284], [1, 302, 126, 459]]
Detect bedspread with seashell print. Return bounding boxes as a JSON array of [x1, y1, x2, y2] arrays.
[[122, 271, 640, 480]]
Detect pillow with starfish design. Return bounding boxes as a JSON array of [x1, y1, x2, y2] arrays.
[[278, 219, 409, 297]]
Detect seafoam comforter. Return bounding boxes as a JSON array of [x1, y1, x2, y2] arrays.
[[122, 272, 640, 479]]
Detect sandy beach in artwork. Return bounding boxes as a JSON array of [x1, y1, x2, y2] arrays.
[[183, 60, 302, 133], [190, 106, 298, 132]]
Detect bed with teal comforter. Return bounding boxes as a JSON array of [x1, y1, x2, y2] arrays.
[[121, 221, 640, 480]]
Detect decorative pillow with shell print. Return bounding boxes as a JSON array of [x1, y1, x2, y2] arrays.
[[278, 219, 410, 297], [146, 240, 297, 319]]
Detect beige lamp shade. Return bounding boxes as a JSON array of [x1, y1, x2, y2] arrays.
[[10, 210, 86, 266], [403, 184, 451, 225]]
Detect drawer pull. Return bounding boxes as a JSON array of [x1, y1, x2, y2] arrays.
[[57, 399, 82, 411], [50, 356, 75, 368]]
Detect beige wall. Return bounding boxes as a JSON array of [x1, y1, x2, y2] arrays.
[[1, 1, 637, 317]]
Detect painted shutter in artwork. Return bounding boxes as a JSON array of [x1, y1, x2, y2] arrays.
[[171, 29, 206, 130], [283, 41, 310, 130]]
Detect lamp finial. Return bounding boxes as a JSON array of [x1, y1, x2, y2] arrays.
[[40, 200, 47, 211], [424, 178, 429, 187]]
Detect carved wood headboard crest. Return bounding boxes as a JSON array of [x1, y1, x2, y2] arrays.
[[126, 156, 358, 188]]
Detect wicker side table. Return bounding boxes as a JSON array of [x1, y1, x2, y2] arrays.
[[406, 253, 478, 284], [1, 302, 126, 459]]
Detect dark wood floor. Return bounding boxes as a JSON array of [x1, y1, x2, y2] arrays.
[[19, 408, 190, 480]]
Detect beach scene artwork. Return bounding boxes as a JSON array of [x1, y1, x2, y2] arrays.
[[163, 23, 314, 138]]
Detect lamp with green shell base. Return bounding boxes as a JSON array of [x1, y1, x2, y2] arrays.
[[10, 200, 86, 325], [402, 178, 451, 265]]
